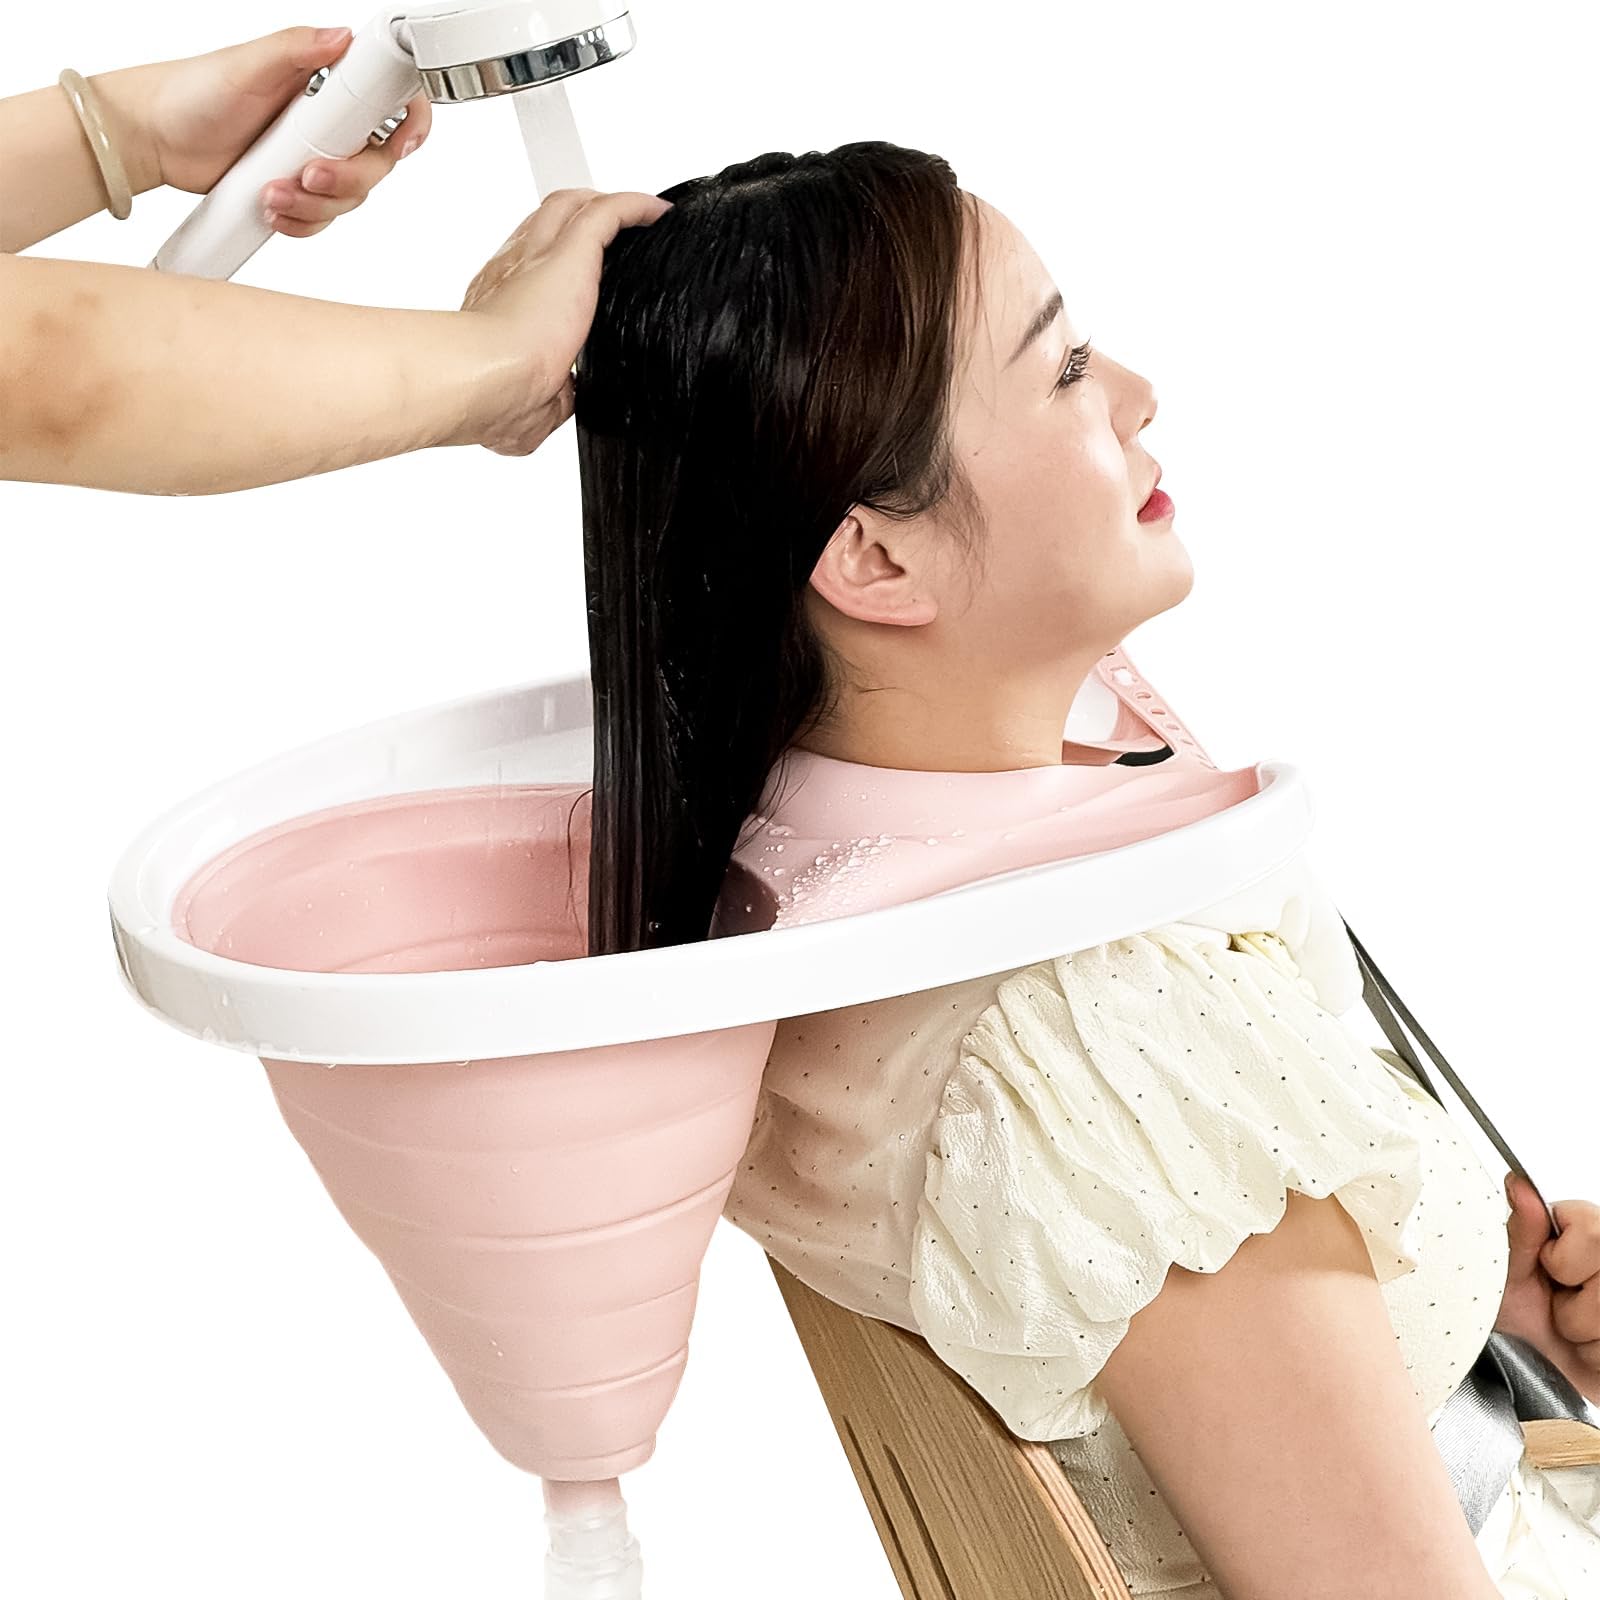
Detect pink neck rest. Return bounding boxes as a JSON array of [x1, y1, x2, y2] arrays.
[[715, 644, 1265, 935]]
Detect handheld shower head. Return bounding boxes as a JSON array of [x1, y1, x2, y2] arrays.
[[402, 0, 635, 101], [150, 1, 636, 281]]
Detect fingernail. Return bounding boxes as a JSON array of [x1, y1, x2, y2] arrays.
[[315, 26, 352, 45], [398, 135, 421, 160], [262, 206, 279, 229], [302, 165, 333, 194]]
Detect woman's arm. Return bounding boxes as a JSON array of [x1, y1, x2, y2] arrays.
[[0, 253, 523, 494], [1097, 1189, 1504, 1600], [0, 66, 162, 252]]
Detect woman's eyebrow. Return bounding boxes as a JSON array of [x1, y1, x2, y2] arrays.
[[1006, 289, 1064, 368]]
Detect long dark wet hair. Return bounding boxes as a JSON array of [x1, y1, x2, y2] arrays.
[[573, 142, 989, 956]]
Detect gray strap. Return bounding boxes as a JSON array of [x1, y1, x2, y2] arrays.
[[1492, 1329, 1600, 1429], [1429, 1342, 1528, 1536]]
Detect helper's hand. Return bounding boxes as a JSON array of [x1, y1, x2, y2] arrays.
[[455, 188, 675, 456], [1495, 1172, 1600, 1404], [130, 26, 430, 238]]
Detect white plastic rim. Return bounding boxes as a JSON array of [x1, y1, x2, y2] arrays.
[[106, 673, 1317, 1065]]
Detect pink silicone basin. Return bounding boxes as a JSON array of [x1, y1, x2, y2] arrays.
[[170, 782, 774, 1481]]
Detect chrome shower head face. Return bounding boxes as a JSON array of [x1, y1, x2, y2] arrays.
[[399, 1, 636, 103]]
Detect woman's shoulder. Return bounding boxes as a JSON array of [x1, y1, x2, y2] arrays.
[[721, 920, 1429, 1404]]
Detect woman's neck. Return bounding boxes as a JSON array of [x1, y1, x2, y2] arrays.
[[790, 655, 1117, 772]]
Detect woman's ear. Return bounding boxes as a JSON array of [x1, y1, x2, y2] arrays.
[[807, 508, 939, 627]]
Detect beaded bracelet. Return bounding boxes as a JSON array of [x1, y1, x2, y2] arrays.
[[58, 68, 134, 220]]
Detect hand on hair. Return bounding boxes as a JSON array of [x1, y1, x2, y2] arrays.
[[456, 188, 674, 456]]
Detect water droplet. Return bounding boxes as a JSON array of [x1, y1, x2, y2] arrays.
[[924, 837, 939, 846], [510, 1163, 521, 1174], [774, 868, 786, 877]]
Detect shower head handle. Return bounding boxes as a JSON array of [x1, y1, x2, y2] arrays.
[[148, 1, 634, 281]]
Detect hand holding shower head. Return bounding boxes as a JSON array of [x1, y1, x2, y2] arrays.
[[150, 0, 635, 281]]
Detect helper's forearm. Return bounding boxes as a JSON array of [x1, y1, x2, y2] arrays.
[[0, 253, 502, 495], [0, 66, 163, 252]]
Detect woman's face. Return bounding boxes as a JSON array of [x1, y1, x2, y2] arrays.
[[801, 192, 1193, 772]]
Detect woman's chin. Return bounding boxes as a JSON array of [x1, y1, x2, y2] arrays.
[[1144, 539, 1195, 614]]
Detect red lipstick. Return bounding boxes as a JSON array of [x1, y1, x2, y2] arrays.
[[1137, 487, 1174, 524]]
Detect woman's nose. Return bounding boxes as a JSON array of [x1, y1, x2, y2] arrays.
[[1122, 364, 1158, 436], [1133, 364, 1158, 426]]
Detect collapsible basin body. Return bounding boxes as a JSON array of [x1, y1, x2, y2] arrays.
[[109, 679, 769, 1480]]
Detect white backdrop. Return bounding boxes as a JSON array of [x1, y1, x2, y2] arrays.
[[3, 2, 1596, 1595]]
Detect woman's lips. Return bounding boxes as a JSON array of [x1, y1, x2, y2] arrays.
[[1137, 487, 1175, 524]]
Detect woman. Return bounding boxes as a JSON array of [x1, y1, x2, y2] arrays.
[[572, 142, 1600, 1596], [1, 24, 670, 494]]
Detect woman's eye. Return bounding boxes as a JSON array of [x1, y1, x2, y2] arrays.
[[1056, 339, 1093, 391]]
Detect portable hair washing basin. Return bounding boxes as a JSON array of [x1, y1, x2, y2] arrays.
[[106, 665, 1322, 1594]]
